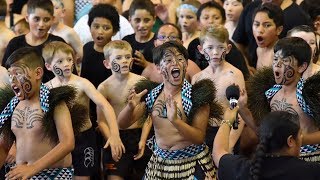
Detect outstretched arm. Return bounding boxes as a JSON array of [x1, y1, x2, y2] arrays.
[[82, 79, 124, 162], [118, 89, 148, 129], [212, 107, 238, 167]]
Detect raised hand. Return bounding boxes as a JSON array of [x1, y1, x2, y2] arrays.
[[166, 94, 178, 122], [133, 50, 150, 68], [128, 88, 148, 109]]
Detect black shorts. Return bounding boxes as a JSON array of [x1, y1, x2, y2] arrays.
[[72, 127, 99, 176], [103, 128, 151, 178], [205, 126, 219, 152]]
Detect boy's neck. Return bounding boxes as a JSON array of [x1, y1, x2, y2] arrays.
[[56, 74, 72, 85], [23, 84, 41, 103], [135, 32, 154, 43], [113, 72, 130, 81], [261, 39, 279, 50], [163, 81, 183, 95], [209, 60, 226, 73], [281, 75, 301, 93], [94, 44, 104, 52], [182, 31, 199, 41], [26, 32, 49, 45]]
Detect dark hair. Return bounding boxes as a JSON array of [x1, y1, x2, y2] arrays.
[[197, 1, 226, 24], [156, 23, 183, 40], [129, 0, 155, 17], [252, 3, 283, 28], [152, 41, 189, 65], [5, 47, 44, 70], [250, 111, 300, 180], [88, 4, 120, 34], [0, 0, 6, 18], [27, 0, 54, 16], [287, 25, 319, 64], [274, 37, 311, 66]]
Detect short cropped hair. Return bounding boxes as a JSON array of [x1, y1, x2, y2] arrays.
[[197, 1, 226, 24], [199, 24, 229, 45], [88, 4, 120, 34], [252, 3, 283, 28], [152, 41, 189, 65], [274, 37, 311, 66], [129, 0, 155, 17], [103, 40, 132, 59], [6, 47, 44, 70], [27, 0, 54, 16], [42, 41, 74, 64]]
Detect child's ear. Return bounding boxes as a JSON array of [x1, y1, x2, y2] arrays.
[[35, 67, 44, 80], [45, 63, 52, 71], [298, 62, 308, 74], [61, 8, 66, 18], [277, 26, 283, 36], [156, 64, 161, 74], [226, 43, 232, 54], [103, 59, 111, 69], [197, 45, 204, 55], [25, 15, 29, 23]]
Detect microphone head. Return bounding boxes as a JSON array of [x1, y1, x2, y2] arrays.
[[226, 84, 240, 100]]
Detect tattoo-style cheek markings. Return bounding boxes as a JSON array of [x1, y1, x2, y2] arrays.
[[220, 50, 226, 61], [129, 60, 133, 71], [53, 64, 63, 77], [204, 50, 211, 62], [111, 61, 120, 72], [281, 65, 294, 84]]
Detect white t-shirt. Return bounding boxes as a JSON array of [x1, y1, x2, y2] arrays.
[[73, 14, 134, 45]]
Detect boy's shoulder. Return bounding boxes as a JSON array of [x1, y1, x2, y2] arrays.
[[223, 62, 244, 77], [122, 33, 135, 41]]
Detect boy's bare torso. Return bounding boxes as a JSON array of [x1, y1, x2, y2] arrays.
[[271, 89, 319, 134], [12, 100, 71, 167], [100, 73, 145, 129], [151, 92, 193, 150], [193, 62, 244, 110], [46, 75, 92, 131]]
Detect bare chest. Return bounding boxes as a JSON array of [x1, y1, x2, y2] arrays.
[[11, 104, 44, 134], [270, 93, 301, 116], [151, 94, 186, 125]]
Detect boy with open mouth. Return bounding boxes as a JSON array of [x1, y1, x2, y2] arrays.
[[117, 41, 222, 179]]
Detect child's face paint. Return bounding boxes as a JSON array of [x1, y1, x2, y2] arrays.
[[109, 49, 133, 74]]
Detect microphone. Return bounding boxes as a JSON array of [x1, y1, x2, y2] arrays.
[[226, 85, 240, 129]]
